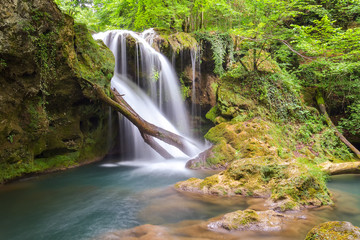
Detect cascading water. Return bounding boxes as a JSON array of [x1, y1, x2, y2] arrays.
[[94, 29, 200, 159], [190, 47, 201, 132]]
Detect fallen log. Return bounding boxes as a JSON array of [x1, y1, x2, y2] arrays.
[[320, 161, 360, 175], [316, 91, 360, 159], [141, 133, 173, 159], [92, 83, 194, 157]]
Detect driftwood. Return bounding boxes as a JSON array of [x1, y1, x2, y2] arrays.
[[92, 84, 194, 158], [321, 161, 360, 175], [316, 91, 360, 159]]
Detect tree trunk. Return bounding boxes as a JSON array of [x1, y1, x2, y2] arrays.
[[141, 133, 173, 159], [316, 91, 360, 159], [320, 161, 360, 175], [91, 83, 195, 157]]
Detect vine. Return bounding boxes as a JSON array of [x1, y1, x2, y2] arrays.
[[34, 32, 57, 96], [195, 32, 234, 76]]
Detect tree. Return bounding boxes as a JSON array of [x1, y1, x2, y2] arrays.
[[230, 0, 308, 72]]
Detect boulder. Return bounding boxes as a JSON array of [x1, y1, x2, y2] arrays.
[[305, 221, 360, 240], [208, 209, 293, 232]]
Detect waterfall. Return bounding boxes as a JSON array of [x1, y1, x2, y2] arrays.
[[94, 29, 200, 159], [190, 48, 201, 119], [190, 47, 202, 136]]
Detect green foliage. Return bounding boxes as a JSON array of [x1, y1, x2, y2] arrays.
[[219, 70, 309, 122], [179, 77, 190, 100], [293, 16, 360, 59], [260, 164, 287, 182], [7, 133, 14, 144], [195, 32, 233, 75], [0, 58, 6, 72], [0, 152, 79, 183], [53, 0, 242, 32], [296, 59, 360, 118], [339, 101, 360, 135], [35, 32, 57, 90]]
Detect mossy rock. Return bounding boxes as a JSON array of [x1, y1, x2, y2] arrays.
[[178, 156, 332, 210], [159, 32, 198, 54], [305, 221, 360, 240], [201, 119, 285, 168], [217, 81, 256, 119], [0, 0, 116, 183], [208, 210, 293, 232]]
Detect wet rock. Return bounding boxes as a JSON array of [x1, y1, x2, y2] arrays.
[[305, 221, 360, 240], [208, 209, 293, 232]]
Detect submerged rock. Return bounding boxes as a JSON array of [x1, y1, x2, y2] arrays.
[[305, 221, 360, 240], [98, 224, 173, 240], [208, 209, 293, 232]]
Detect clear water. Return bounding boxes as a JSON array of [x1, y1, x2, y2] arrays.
[[0, 162, 359, 240], [0, 157, 247, 240]]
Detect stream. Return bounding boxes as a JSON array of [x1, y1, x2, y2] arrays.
[[0, 156, 359, 240]]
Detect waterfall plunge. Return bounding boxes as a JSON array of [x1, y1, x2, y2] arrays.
[[93, 29, 201, 159]]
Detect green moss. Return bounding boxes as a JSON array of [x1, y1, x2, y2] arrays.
[[280, 200, 298, 211], [211, 82, 218, 92], [223, 210, 259, 230], [70, 23, 115, 93], [179, 77, 191, 100], [270, 161, 332, 209], [260, 164, 287, 182], [205, 106, 220, 123], [200, 175, 219, 189], [159, 31, 198, 54], [0, 4, 116, 183], [305, 221, 360, 240], [206, 141, 237, 167], [0, 58, 7, 71]]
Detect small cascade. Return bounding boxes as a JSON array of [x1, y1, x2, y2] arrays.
[[190, 48, 201, 118], [190, 47, 202, 136], [94, 29, 200, 159], [107, 106, 113, 149]]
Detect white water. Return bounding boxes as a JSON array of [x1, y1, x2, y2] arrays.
[[93, 29, 202, 159], [190, 47, 201, 121]]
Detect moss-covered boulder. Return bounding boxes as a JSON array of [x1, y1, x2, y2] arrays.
[[186, 118, 288, 169], [208, 209, 293, 232], [177, 156, 332, 211], [0, 0, 115, 183], [305, 221, 360, 240]]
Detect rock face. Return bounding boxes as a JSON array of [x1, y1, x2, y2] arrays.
[[305, 221, 360, 240], [208, 209, 292, 232], [0, 0, 115, 183]]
